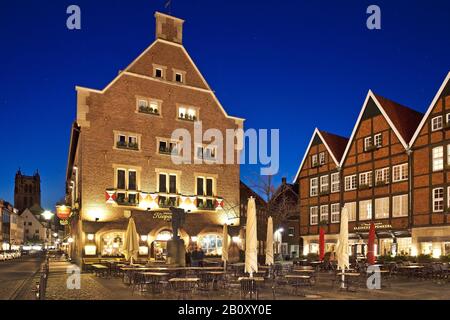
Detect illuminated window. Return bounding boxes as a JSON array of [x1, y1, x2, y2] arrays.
[[374, 133, 382, 148], [345, 202, 357, 221], [375, 197, 389, 219], [310, 178, 318, 196], [331, 203, 340, 223], [311, 154, 318, 167], [375, 167, 390, 185], [359, 171, 373, 187], [137, 98, 161, 115], [392, 194, 408, 217], [101, 232, 124, 257], [319, 152, 326, 165], [320, 205, 329, 222], [200, 234, 223, 256], [359, 200, 372, 220], [433, 188, 444, 213], [320, 175, 329, 193], [310, 207, 318, 225], [331, 173, 340, 193], [178, 106, 198, 121], [432, 146, 444, 172]]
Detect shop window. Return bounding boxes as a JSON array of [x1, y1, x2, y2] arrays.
[[101, 232, 124, 257], [200, 234, 223, 256]]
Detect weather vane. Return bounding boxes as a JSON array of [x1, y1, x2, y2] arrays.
[[165, 0, 172, 14]]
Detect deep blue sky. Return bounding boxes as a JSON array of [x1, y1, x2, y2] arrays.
[[1, 0, 450, 209]]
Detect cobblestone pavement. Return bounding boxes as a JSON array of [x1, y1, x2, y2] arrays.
[[44, 261, 450, 300], [0, 254, 44, 300]]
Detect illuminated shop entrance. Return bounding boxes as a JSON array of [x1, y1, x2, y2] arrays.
[[151, 230, 173, 261]]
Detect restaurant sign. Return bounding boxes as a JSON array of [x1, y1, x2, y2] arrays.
[[152, 212, 172, 222], [353, 222, 392, 232]]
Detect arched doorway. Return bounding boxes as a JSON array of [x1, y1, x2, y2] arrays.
[[150, 230, 173, 261]]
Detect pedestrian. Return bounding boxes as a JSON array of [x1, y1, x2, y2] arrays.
[[198, 247, 205, 267], [191, 246, 199, 267], [185, 246, 192, 267]]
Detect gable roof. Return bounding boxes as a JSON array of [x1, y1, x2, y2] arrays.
[[293, 128, 349, 183], [339, 90, 423, 167], [410, 72, 450, 146], [75, 38, 244, 122]]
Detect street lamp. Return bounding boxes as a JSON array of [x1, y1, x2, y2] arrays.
[[42, 210, 54, 221]]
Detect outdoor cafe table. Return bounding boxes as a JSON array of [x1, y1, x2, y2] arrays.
[[397, 265, 425, 277], [336, 272, 361, 291], [238, 277, 264, 300], [205, 271, 226, 290], [121, 267, 156, 284], [285, 275, 312, 296], [141, 272, 170, 294]]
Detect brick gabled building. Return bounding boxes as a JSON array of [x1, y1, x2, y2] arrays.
[[410, 72, 450, 257], [66, 12, 244, 264], [294, 128, 348, 255], [339, 91, 423, 257]]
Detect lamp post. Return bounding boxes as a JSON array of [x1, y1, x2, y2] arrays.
[[41, 210, 54, 249]]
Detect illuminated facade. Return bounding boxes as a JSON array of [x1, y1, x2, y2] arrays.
[[296, 74, 450, 259], [65, 12, 243, 265]]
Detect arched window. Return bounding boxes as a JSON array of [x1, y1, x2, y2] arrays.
[[101, 232, 124, 257]]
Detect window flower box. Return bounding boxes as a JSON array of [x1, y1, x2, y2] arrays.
[[319, 190, 330, 196], [364, 145, 378, 152], [139, 105, 159, 115], [179, 113, 197, 122], [359, 184, 371, 190], [376, 181, 387, 187]]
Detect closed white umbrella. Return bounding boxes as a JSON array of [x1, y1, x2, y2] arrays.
[[265, 216, 274, 266], [123, 217, 139, 265], [222, 223, 229, 271], [336, 205, 350, 288], [245, 197, 258, 277]]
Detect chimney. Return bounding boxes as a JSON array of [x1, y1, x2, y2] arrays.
[[281, 177, 287, 185], [154, 12, 184, 44]]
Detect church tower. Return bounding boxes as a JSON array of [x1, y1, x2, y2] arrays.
[[14, 169, 41, 212]]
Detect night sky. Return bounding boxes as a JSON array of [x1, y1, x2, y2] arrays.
[[1, 0, 450, 209]]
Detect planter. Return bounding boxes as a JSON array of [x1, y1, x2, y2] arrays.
[[359, 184, 371, 190]]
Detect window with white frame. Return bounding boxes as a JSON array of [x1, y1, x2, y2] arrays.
[[310, 207, 319, 225], [375, 167, 390, 185], [331, 173, 340, 193], [359, 200, 372, 220], [392, 194, 408, 217], [311, 154, 318, 167], [331, 203, 340, 223], [319, 152, 326, 165], [374, 133, 382, 148], [375, 197, 389, 219], [433, 188, 444, 213], [173, 70, 185, 83], [345, 202, 357, 221], [344, 175, 357, 191], [178, 106, 198, 121], [432, 146, 444, 172], [359, 171, 373, 187], [364, 136, 373, 151], [447, 187, 450, 209], [320, 205, 329, 222], [153, 65, 166, 79], [310, 178, 318, 196], [447, 145, 450, 166], [431, 116, 443, 131], [446, 113, 450, 125], [320, 175, 329, 193], [393, 164, 408, 182]]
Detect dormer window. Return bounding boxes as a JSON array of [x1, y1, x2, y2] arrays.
[[175, 73, 183, 83], [178, 106, 198, 121], [153, 64, 166, 79]]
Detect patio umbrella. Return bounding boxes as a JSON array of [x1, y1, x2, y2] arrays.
[[265, 216, 274, 266], [222, 223, 229, 271], [245, 197, 258, 277], [336, 205, 350, 288], [367, 222, 376, 265], [319, 227, 325, 261], [123, 217, 139, 265]]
